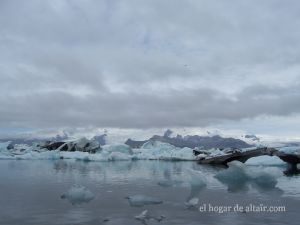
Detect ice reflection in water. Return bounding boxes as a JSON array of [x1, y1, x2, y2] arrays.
[[0, 160, 299, 225]]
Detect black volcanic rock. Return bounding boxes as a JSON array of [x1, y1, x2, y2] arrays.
[[125, 134, 252, 149], [39, 141, 67, 150], [37, 138, 101, 153]]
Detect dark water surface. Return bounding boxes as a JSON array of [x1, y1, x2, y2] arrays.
[[0, 160, 299, 225]]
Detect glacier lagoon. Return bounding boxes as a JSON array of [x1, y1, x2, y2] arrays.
[[0, 159, 300, 225]]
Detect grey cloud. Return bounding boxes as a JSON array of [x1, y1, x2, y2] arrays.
[[0, 85, 300, 128], [1, 0, 300, 129]]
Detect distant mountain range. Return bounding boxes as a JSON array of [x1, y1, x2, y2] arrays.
[[125, 130, 253, 149], [4, 129, 295, 150], [0, 134, 107, 147]]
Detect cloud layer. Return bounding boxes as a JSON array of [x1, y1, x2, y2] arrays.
[[1, 0, 300, 129]]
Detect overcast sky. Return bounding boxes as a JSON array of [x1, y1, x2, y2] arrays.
[[1, 0, 300, 137]]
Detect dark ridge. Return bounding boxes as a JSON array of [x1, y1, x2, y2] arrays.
[[125, 134, 252, 149], [0, 133, 107, 148], [125, 138, 147, 148]]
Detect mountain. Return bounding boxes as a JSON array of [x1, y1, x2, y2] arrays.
[[0, 133, 107, 148], [125, 133, 252, 149]]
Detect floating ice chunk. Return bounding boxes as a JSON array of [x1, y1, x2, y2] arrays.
[[17, 150, 61, 160], [185, 197, 199, 209], [250, 172, 277, 189], [0, 139, 199, 161], [0, 142, 14, 159], [0, 141, 11, 151], [126, 194, 163, 207], [215, 161, 250, 192], [135, 210, 149, 221], [107, 152, 132, 161], [245, 155, 285, 166], [61, 185, 95, 205], [215, 161, 248, 183], [215, 161, 282, 192], [135, 141, 196, 161], [134, 210, 166, 224], [141, 140, 171, 149], [278, 146, 300, 154], [102, 144, 133, 155]]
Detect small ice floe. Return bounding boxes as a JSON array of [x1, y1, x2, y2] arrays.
[[135, 210, 149, 222], [61, 185, 95, 205], [126, 195, 163, 207], [134, 210, 166, 224], [184, 197, 199, 209]]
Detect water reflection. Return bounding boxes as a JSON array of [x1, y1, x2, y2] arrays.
[[52, 160, 287, 196], [0, 160, 299, 225]]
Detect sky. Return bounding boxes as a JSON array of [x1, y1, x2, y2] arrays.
[[1, 0, 300, 139]]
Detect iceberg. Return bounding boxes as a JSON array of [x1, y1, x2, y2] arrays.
[[126, 194, 163, 207], [134, 210, 166, 223], [215, 161, 249, 192], [215, 161, 282, 192], [0, 141, 11, 150], [184, 197, 199, 209], [2, 138, 298, 168], [278, 146, 300, 154], [61, 185, 95, 205], [133, 140, 195, 161], [134, 210, 149, 222], [249, 169, 279, 189], [102, 144, 133, 155], [245, 155, 285, 166]]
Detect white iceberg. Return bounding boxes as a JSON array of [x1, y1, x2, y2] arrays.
[[135, 209, 149, 221], [215, 161, 282, 191], [185, 197, 199, 209], [126, 194, 163, 207], [134, 210, 166, 223], [133, 141, 195, 161], [278, 146, 300, 154], [102, 144, 133, 155], [61, 185, 95, 205], [245, 155, 285, 166], [215, 161, 248, 186], [0, 139, 199, 161], [0, 141, 11, 150]]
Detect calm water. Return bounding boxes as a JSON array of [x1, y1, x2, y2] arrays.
[[0, 159, 299, 225]]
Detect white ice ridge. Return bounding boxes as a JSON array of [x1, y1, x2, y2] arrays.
[[0, 140, 292, 164], [0, 140, 197, 161]]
